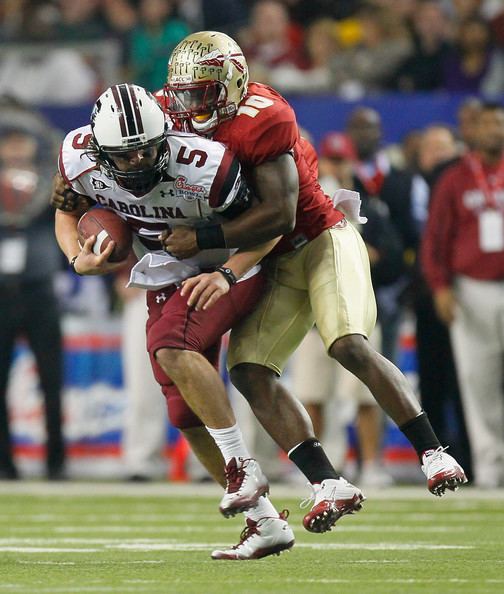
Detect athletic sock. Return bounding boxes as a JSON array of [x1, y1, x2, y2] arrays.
[[399, 411, 441, 461], [245, 495, 279, 522], [288, 438, 340, 484], [205, 423, 250, 464]]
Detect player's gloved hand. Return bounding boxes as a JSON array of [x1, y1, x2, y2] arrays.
[[51, 172, 92, 213], [180, 271, 230, 311], [160, 226, 199, 259], [72, 236, 125, 276]]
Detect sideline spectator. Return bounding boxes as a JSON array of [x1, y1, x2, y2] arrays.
[[346, 107, 423, 364], [414, 124, 473, 481], [400, 129, 423, 172], [421, 102, 504, 488], [457, 96, 483, 151], [0, 99, 65, 480]]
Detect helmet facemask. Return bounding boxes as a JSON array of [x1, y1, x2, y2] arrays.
[[92, 135, 169, 196], [165, 80, 234, 134]]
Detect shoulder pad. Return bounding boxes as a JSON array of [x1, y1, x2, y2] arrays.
[[59, 125, 96, 184]]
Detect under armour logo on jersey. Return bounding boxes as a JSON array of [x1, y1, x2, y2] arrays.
[[160, 189, 175, 198], [155, 293, 167, 303], [91, 177, 111, 190]]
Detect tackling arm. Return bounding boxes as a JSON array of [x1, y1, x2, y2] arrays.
[[51, 171, 94, 214], [163, 153, 298, 258], [220, 153, 298, 248]]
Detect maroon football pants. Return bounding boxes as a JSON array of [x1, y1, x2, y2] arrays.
[[145, 270, 266, 428]]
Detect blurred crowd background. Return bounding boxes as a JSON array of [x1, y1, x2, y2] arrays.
[[0, 0, 503, 485], [0, 0, 504, 102]]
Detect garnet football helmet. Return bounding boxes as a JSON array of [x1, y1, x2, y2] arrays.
[[165, 31, 249, 134], [90, 84, 169, 195]]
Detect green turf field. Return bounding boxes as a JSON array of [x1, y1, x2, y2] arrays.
[[0, 483, 502, 594]]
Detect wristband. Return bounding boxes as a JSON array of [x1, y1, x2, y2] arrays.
[[216, 266, 237, 286], [196, 225, 226, 249], [69, 255, 83, 276]]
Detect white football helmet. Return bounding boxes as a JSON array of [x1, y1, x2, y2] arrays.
[[165, 31, 249, 134], [90, 83, 169, 194]]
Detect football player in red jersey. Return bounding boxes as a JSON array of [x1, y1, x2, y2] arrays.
[[161, 31, 468, 536]]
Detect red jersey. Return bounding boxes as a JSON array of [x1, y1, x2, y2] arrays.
[[156, 83, 343, 254], [421, 155, 504, 290], [213, 83, 343, 254]]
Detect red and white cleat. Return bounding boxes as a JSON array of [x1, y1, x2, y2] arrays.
[[219, 457, 269, 518], [302, 478, 365, 533], [421, 447, 468, 496], [211, 510, 295, 560]]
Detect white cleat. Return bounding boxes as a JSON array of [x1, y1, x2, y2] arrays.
[[219, 457, 269, 518], [301, 478, 365, 533], [421, 447, 468, 496], [211, 510, 295, 560]]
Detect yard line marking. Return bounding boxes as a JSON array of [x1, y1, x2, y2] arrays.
[[0, 538, 479, 551], [296, 543, 474, 550], [0, 582, 166, 594], [42, 524, 468, 534], [2, 513, 493, 525], [0, 481, 503, 501], [109, 543, 219, 551], [0, 513, 212, 523], [2, 584, 504, 594], [16, 561, 77, 565], [340, 513, 499, 522], [52, 525, 245, 534], [0, 547, 101, 553], [16, 560, 164, 565], [0, 538, 182, 544], [110, 542, 474, 551], [289, 578, 504, 584]]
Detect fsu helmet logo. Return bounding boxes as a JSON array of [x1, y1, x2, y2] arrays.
[[196, 51, 245, 74]]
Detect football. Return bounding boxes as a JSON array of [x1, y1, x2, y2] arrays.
[[77, 208, 132, 263]]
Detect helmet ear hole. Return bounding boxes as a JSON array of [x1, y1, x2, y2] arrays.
[[237, 78, 243, 89]]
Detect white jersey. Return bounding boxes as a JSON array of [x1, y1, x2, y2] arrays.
[[59, 125, 251, 288]]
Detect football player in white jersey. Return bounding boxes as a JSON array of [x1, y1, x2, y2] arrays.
[[54, 84, 294, 560]]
